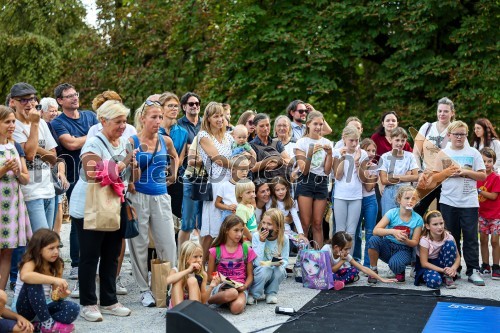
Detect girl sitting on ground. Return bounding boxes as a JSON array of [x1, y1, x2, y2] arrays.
[[414, 211, 460, 289], [322, 231, 396, 290]]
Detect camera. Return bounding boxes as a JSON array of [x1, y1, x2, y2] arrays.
[[35, 105, 42, 111]]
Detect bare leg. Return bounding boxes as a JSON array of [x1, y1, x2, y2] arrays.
[[186, 276, 201, 302], [492, 234, 499, 266], [0, 249, 13, 290], [53, 203, 63, 235], [201, 235, 213, 266], [298, 196, 313, 242], [368, 248, 379, 268], [177, 230, 191, 254], [208, 288, 238, 305], [312, 199, 328, 248], [170, 280, 185, 307], [229, 292, 246, 315]]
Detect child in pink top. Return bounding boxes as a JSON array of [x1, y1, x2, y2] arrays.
[[477, 148, 500, 278], [207, 215, 256, 314]]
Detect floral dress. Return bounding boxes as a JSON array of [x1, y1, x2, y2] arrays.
[[0, 142, 32, 248]]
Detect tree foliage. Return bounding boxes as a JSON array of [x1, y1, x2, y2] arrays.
[[1, 0, 497, 135]]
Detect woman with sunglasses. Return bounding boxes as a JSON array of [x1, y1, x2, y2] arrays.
[[198, 102, 234, 263], [237, 110, 257, 141], [128, 100, 179, 308]]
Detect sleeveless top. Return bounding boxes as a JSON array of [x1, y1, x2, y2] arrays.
[[131, 135, 168, 195]]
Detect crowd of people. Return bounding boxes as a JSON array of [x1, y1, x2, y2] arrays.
[[0, 82, 498, 331]]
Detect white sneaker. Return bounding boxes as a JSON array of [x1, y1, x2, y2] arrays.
[[69, 267, 78, 280], [410, 267, 416, 278], [100, 302, 131, 317], [468, 269, 485, 286], [246, 295, 255, 305], [141, 291, 156, 307], [81, 305, 103, 322], [70, 281, 79, 298], [266, 295, 278, 304], [116, 276, 128, 295]]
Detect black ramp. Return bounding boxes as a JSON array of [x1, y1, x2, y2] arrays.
[[274, 287, 500, 333]]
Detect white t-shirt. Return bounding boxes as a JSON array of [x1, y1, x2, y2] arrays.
[[379, 150, 419, 185], [362, 167, 378, 198], [265, 200, 303, 234], [216, 181, 237, 206], [417, 122, 449, 171], [332, 148, 368, 200], [321, 244, 352, 268], [295, 137, 333, 177], [87, 123, 137, 140], [13, 119, 57, 201], [436, 146, 485, 208]]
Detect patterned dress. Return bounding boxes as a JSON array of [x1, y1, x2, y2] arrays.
[[0, 142, 32, 248]]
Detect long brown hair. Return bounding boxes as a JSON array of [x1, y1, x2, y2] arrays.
[[269, 176, 294, 210], [211, 215, 245, 248], [422, 210, 446, 242], [472, 118, 498, 149], [19, 229, 64, 277]]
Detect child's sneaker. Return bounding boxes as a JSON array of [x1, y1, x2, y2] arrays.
[[479, 263, 491, 275], [367, 269, 378, 284], [266, 295, 278, 304], [40, 322, 75, 333], [334, 281, 345, 290], [467, 269, 485, 286], [443, 275, 457, 289], [396, 273, 405, 283], [492, 268, 500, 280], [246, 295, 256, 305]]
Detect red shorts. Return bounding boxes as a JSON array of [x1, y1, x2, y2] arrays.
[[478, 216, 500, 235]]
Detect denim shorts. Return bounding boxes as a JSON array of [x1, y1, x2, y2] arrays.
[[295, 173, 329, 200]]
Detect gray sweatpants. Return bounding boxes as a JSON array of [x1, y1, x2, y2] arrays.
[[334, 198, 362, 255], [128, 192, 177, 292]]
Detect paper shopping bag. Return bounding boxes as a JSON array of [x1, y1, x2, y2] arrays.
[[151, 258, 171, 308], [84, 182, 121, 232]]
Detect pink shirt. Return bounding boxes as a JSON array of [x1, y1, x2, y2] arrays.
[[209, 244, 257, 284], [418, 232, 455, 259]]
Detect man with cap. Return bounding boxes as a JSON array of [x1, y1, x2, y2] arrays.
[[50, 83, 98, 288]]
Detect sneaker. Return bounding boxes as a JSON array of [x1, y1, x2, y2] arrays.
[[116, 276, 128, 295], [367, 269, 378, 284], [9, 281, 15, 291], [334, 280, 345, 290], [246, 295, 256, 305], [266, 295, 278, 304], [385, 271, 396, 279], [81, 305, 103, 322], [479, 263, 491, 275], [141, 291, 156, 307], [443, 275, 457, 289], [100, 302, 131, 317], [69, 267, 78, 280], [468, 269, 485, 286], [40, 322, 75, 333], [492, 268, 500, 280], [396, 273, 405, 283], [410, 266, 416, 278], [70, 282, 79, 298]]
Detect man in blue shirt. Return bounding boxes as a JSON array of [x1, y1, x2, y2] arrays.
[[50, 83, 98, 284], [177, 92, 202, 146], [286, 99, 307, 141]]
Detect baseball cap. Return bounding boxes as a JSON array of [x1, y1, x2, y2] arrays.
[[10, 82, 37, 98]]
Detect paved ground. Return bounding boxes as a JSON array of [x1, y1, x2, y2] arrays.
[[6, 223, 498, 333]]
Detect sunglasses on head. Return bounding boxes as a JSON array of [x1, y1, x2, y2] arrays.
[[141, 100, 161, 114], [187, 102, 200, 107]]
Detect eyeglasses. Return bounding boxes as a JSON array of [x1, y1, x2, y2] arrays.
[[247, 120, 254, 126], [166, 104, 179, 109], [14, 97, 36, 105], [450, 133, 467, 138], [61, 93, 79, 99], [296, 109, 308, 114], [141, 100, 161, 114], [187, 102, 200, 107]]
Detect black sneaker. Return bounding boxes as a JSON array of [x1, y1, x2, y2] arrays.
[[9, 281, 15, 291], [479, 263, 491, 275]]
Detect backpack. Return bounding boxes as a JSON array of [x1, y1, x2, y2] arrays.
[[215, 243, 249, 266], [250, 139, 287, 180]]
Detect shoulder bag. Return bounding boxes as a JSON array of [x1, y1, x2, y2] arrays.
[[189, 135, 213, 201]]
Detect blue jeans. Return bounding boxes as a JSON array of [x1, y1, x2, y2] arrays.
[[10, 247, 25, 284], [181, 177, 203, 232], [381, 184, 402, 217], [358, 195, 378, 267], [25, 197, 56, 232], [250, 266, 287, 298]]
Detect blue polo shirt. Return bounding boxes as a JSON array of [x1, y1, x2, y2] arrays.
[[177, 116, 202, 145]]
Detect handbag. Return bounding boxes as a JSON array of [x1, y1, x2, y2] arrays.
[[51, 164, 67, 195], [151, 252, 171, 308], [84, 181, 121, 231], [300, 248, 334, 290], [189, 135, 213, 201], [123, 197, 139, 239]]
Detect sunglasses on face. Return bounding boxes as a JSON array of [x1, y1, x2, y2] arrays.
[[187, 102, 200, 107], [14, 97, 37, 105], [247, 120, 254, 126], [296, 109, 308, 114]]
